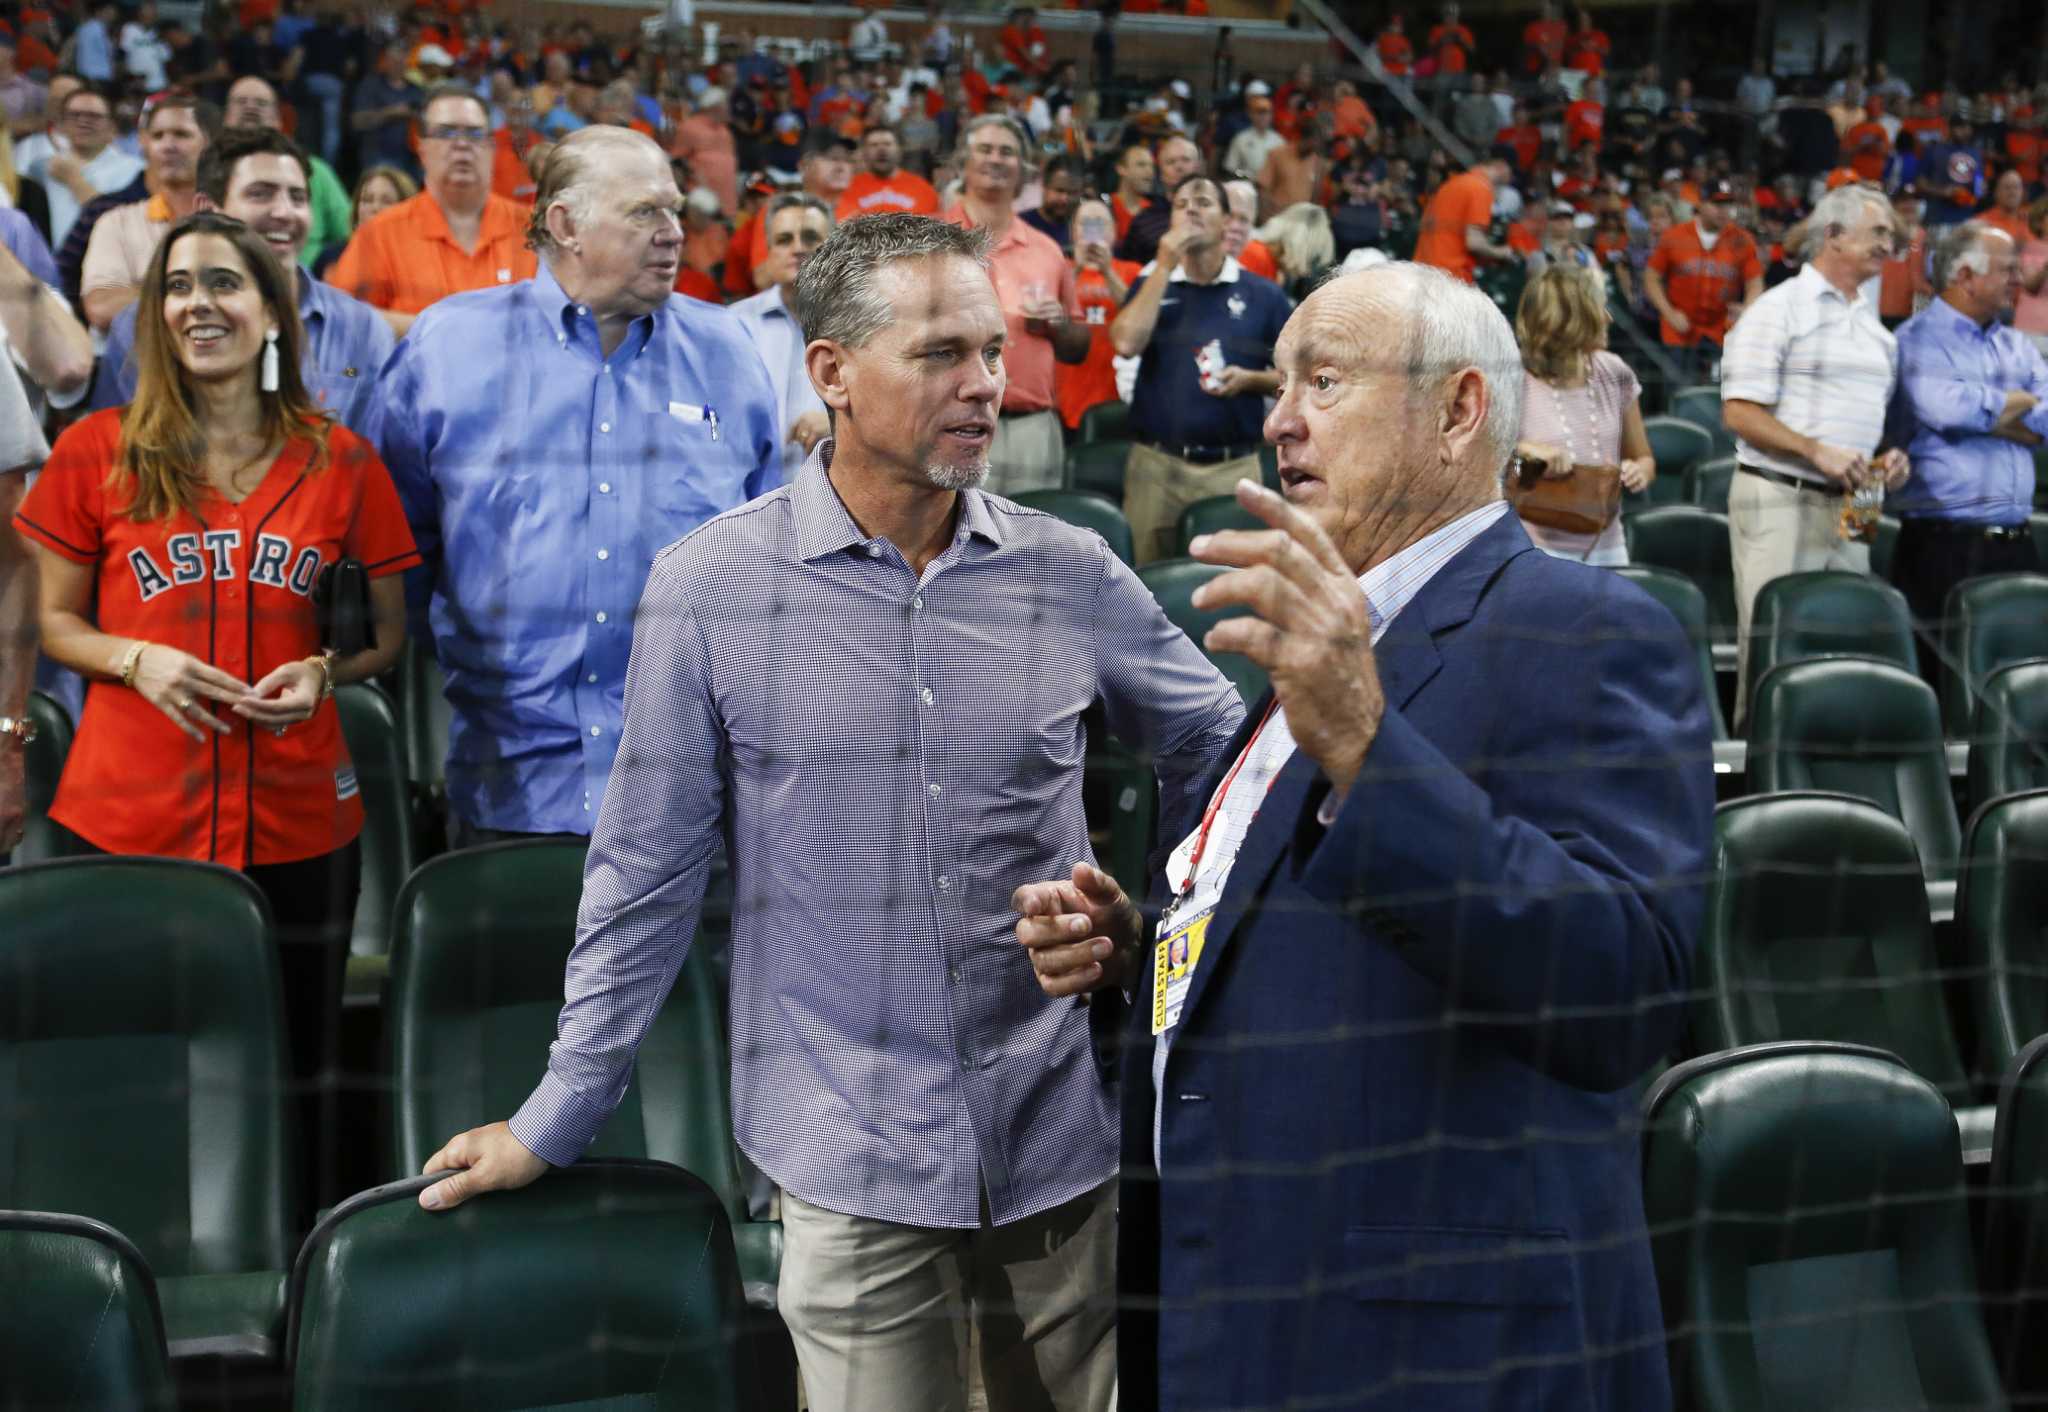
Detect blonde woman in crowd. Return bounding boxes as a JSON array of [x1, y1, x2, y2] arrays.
[[1250, 200, 1335, 295]]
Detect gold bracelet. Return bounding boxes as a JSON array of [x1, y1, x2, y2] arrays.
[[304, 652, 335, 701], [118, 640, 148, 688]]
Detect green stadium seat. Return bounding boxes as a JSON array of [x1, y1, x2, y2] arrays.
[[287, 1160, 750, 1411], [1748, 659, 1962, 887], [396, 635, 451, 807], [1969, 660, 2048, 806], [2032, 511, 2048, 561], [0, 1211, 176, 1410], [336, 682, 414, 1000], [1940, 573, 2048, 739], [1175, 493, 1260, 555], [1872, 513, 1901, 580], [17, 689, 80, 863], [1065, 439, 1132, 500], [388, 840, 781, 1310], [1669, 383, 1734, 456], [1623, 505, 1737, 645], [1138, 557, 1267, 706], [1741, 570, 1918, 724], [0, 859, 297, 1362], [1699, 794, 1972, 1106], [1984, 1032, 2048, 1400], [1077, 399, 1130, 446], [1013, 489, 1134, 566], [1642, 415, 1713, 488], [1643, 1042, 2003, 1412], [1615, 566, 1729, 741], [1957, 791, 2048, 1082], [1690, 455, 1735, 514]]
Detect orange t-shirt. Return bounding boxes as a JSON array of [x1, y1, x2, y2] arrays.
[[326, 191, 537, 316], [492, 129, 539, 202], [1237, 240, 1279, 282], [944, 206, 1077, 415], [15, 32, 57, 74], [1646, 221, 1762, 345], [1377, 31, 1413, 76], [2006, 130, 2044, 185], [1414, 169, 1494, 283], [1981, 208, 2032, 246], [724, 208, 762, 296], [1879, 228, 1930, 320], [1900, 115, 1949, 145], [1565, 28, 1609, 75], [1498, 123, 1543, 172], [1330, 94, 1375, 141], [1111, 193, 1147, 244], [836, 170, 942, 221], [1056, 259, 1141, 430], [674, 266, 723, 304], [12, 412, 421, 866], [1523, 17, 1567, 72], [1564, 99, 1604, 152], [1426, 22, 1474, 75], [1841, 121, 1891, 182]]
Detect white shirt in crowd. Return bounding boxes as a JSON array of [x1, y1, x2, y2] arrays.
[[1720, 262, 1898, 485]]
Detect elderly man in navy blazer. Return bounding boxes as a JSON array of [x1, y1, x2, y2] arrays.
[[1014, 260, 1715, 1411]]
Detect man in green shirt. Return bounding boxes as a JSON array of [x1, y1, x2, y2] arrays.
[[224, 74, 352, 266]]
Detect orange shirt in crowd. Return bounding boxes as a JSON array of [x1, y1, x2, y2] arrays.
[[1980, 208, 2032, 247], [1498, 122, 1543, 172], [1377, 29, 1413, 76], [1000, 22, 1049, 76], [724, 207, 762, 296], [1237, 239, 1279, 281], [1055, 257, 1142, 430], [1900, 114, 1949, 145], [1523, 16, 1566, 73], [1646, 220, 1762, 346], [944, 206, 1076, 415], [326, 191, 537, 316], [15, 30, 58, 74], [236, 0, 279, 28], [1330, 93, 1375, 141], [1565, 26, 1609, 75], [1426, 22, 1474, 75], [1564, 98, 1603, 152], [1111, 192, 1147, 244], [492, 128, 539, 202], [1879, 227, 1931, 321], [836, 169, 942, 221], [2006, 130, 2044, 185], [674, 267, 722, 304], [1841, 120, 1891, 182], [1414, 168, 1495, 284], [1507, 214, 1543, 257]]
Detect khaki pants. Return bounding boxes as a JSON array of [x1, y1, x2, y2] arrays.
[[1123, 443, 1264, 565], [985, 409, 1066, 498], [777, 1182, 1117, 1412], [1728, 468, 1869, 723]]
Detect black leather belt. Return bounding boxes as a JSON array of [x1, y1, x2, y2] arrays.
[[1155, 443, 1261, 465], [1899, 517, 2030, 541], [1737, 462, 1843, 499]]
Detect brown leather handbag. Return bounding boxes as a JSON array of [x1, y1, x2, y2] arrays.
[[1508, 453, 1623, 537]]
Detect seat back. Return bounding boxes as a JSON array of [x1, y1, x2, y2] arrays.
[[1642, 1042, 2002, 1412], [1690, 456, 1735, 514], [0, 1211, 175, 1410], [17, 689, 80, 863], [1614, 566, 1729, 740], [335, 682, 414, 962], [1623, 505, 1737, 643], [1872, 514, 1901, 581], [288, 1161, 748, 1411], [1077, 398, 1129, 445], [1941, 573, 2048, 737], [1643, 415, 1714, 488], [396, 636, 451, 801], [1748, 658, 1962, 882], [1669, 384, 1735, 456], [1065, 439, 1132, 499], [1175, 493, 1260, 555], [1743, 570, 1918, 720], [1137, 557, 1268, 706], [1012, 488, 1135, 566], [389, 842, 751, 1228], [1985, 1033, 2048, 1400], [1701, 793, 1970, 1101], [0, 859, 295, 1277], [1958, 790, 2048, 1080], [1970, 659, 2048, 806]]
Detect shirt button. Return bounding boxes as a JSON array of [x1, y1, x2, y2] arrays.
[[599, 482, 612, 494], [921, 686, 934, 706], [596, 548, 609, 560], [936, 875, 950, 891], [577, 304, 589, 315], [949, 965, 963, 983], [913, 594, 924, 610], [587, 672, 599, 684], [929, 783, 942, 797], [590, 725, 602, 737], [599, 421, 611, 434], [595, 611, 608, 623]]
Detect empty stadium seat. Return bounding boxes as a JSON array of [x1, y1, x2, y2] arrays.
[[1985, 1032, 2048, 1401], [1668, 384, 1734, 457], [1642, 1042, 2003, 1412], [1747, 659, 1961, 890], [287, 1160, 749, 1411], [1690, 456, 1734, 515], [1077, 399, 1130, 446], [1614, 566, 1729, 740], [1642, 415, 1713, 495], [1175, 492, 1259, 554], [335, 682, 414, 997], [1623, 506, 1737, 645], [1699, 794, 1973, 1111], [0, 1211, 176, 1410], [1958, 790, 2048, 1081], [1012, 489, 1135, 566], [1741, 570, 1918, 723], [0, 859, 297, 1362], [1138, 557, 1268, 706], [1065, 439, 1132, 500], [387, 840, 781, 1310], [396, 636, 451, 813], [1969, 660, 2048, 805], [17, 689, 79, 864], [1940, 573, 2048, 738], [1872, 514, 1901, 581]]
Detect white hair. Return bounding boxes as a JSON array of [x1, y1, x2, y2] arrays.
[[1931, 220, 2008, 291], [1222, 179, 1257, 219], [1803, 183, 1891, 261]]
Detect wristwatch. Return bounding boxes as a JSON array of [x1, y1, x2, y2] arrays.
[[0, 714, 38, 746]]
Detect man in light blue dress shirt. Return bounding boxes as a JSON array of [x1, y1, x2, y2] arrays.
[[91, 129, 392, 432], [1887, 220, 2048, 650], [731, 193, 833, 483], [370, 126, 780, 843], [416, 214, 1244, 1412]]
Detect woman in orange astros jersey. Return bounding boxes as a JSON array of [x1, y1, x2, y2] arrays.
[[12, 211, 420, 1217]]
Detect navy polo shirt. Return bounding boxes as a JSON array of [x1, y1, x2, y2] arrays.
[[1125, 256, 1292, 452]]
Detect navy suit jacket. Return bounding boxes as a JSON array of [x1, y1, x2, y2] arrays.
[[1119, 512, 1715, 1412]]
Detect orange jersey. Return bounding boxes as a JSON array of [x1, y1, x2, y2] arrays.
[[1841, 121, 1891, 182], [1565, 27, 1609, 75], [674, 266, 723, 304], [1646, 221, 1762, 345], [13, 412, 421, 866], [837, 170, 942, 221], [492, 128, 540, 202], [1237, 240, 1279, 282], [325, 191, 536, 316], [1414, 169, 1494, 283], [1056, 259, 1141, 430], [1523, 17, 1566, 72], [1425, 22, 1474, 75], [1564, 99, 1603, 151], [724, 208, 762, 296], [1377, 30, 1413, 76], [2006, 130, 2043, 185]]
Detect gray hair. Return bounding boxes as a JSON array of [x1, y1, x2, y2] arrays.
[[527, 125, 663, 254], [793, 213, 992, 350], [961, 113, 1035, 191], [1222, 179, 1258, 220], [1930, 220, 2008, 291], [1803, 183, 1891, 261], [765, 192, 834, 229]]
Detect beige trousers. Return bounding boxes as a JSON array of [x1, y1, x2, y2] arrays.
[[985, 409, 1067, 498], [1122, 443, 1264, 566], [1728, 469, 1870, 722], [777, 1182, 1117, 1412]]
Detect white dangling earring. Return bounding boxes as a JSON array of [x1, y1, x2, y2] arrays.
[[260, 328, 280, 393]]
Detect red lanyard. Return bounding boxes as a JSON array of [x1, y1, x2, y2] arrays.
[[1177, 698, 1282, 895]]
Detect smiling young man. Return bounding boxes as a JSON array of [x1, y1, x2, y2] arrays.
[[91, 127, 393, 432], [411, 212, 1244, 1412], [79, 89, 209, 332]]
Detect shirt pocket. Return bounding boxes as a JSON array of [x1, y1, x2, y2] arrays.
[[641, 407, 754, 521]]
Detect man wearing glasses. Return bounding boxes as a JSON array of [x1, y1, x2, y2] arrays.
[[25, 80, 142, 249], [326, 84, 536, 338]]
